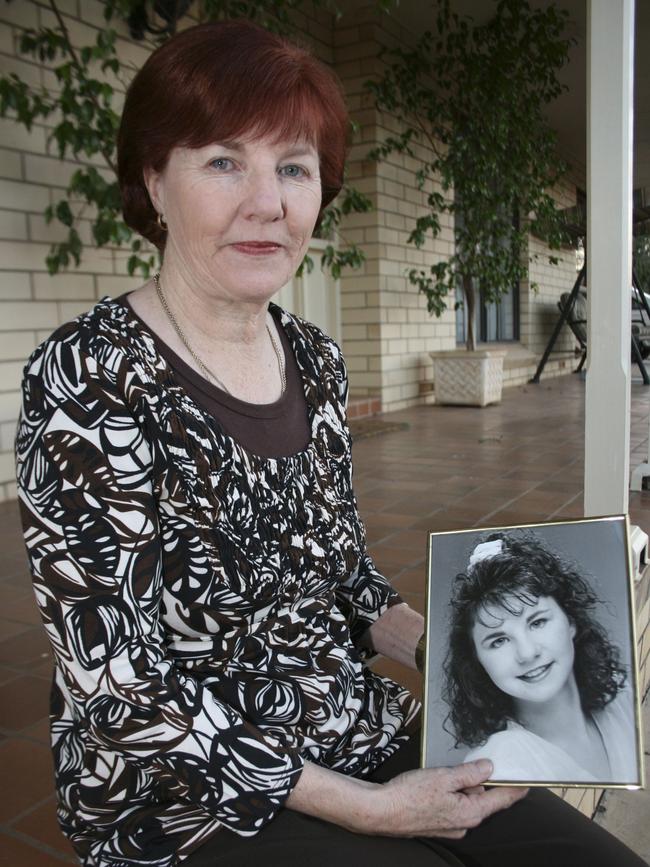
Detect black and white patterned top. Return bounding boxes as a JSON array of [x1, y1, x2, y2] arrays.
[[15, 297, 419, 867]]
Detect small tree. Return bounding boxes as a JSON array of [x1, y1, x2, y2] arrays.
[[367, 0, 574, 351], [0, 0, 371, 278]]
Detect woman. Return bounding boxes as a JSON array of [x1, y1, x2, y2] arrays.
[[444, 531, 638, 784], [15, 20, 645, 867]]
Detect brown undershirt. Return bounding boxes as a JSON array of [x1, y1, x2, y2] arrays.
[[120, 293, 311, 459]]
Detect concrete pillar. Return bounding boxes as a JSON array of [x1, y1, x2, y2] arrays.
[[584, 0, 635, 516]]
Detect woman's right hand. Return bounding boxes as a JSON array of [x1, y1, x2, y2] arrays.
[[286, 758, 526, 839], [370, 760, 527, 838]]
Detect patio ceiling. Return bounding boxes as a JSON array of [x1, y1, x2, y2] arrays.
[[361, 0, 650, 195]]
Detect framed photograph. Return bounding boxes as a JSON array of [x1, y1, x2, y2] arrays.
[[421, 516, 644, 789]]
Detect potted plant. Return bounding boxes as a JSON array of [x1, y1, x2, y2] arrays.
[[368, 0, 572, 405]]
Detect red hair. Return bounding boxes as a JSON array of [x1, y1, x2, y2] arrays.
[[117, 20, 349, 249]]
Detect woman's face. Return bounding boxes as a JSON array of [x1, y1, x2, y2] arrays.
[[471, 594, 576, 705], [145, 135, 322, 305]]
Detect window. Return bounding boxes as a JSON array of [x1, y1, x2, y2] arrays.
[[454, 196, 520, 345], [455, 280, 520, 344]]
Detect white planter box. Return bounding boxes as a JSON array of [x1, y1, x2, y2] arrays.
[[429, 349, 507, 407]]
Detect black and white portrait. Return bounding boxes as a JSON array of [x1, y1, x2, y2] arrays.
[[422, 517, 643, 787]]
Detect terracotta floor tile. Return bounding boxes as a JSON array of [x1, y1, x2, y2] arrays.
[[370, 545, 426, 572], [0, 675, 49, 731], [453, 492, 519, 512], [508, 489, 577, 511], [398, 591, 425, 617], [391, 568, 427, 595], [354, 495, 395, 514], [22, 716, 52, 745], [379, 494, 452, 517], [380, 479, 443, 493], [0, 617, 31, 642], [0, 514, 28, 547], [428, 504, 496, 525], [487, 506, 556, 525], [1, 566, 34, 588], [0, 582, 32, 606], [412, 512, 480, 532], [379, 529, 429, 550], [2, 593, 42, 627], [535, 479, 585, 494], [13, 798, 76, 858], [502, 467, 561, 482], [473, 479, 537, 497], [631, 514, 650, 537], [551, 495, 589, 519], [0, 627, 51, 669], [426, 477, 483, 496], [364, 512, 418, 531], [0, 832, 76, 865], [0, 738, 54, 822], [0, 664, 19, 687], [29, 658, 55, 680], [364, 527, 396, 545], [3, 551, 27, 571]]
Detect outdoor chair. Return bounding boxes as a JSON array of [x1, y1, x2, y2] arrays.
[[557, 289, 587, 372], [532, 265, 650, 384]]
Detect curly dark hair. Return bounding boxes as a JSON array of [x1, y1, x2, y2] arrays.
[[442, 530, 627, 748]]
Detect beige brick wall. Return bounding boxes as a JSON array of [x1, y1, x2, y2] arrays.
[[0, 0, 148, 500], [334, 5, 581, 413], [521, 177, 581, 359], [335, 5, 455, 413]]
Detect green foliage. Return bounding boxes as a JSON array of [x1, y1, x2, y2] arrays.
[[0, 0, 368, 281], [108, 0, 344, 36], [311, 183, 372, 278], [367, 0, 573, 350]]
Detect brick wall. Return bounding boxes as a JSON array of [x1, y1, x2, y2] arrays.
[[334, 4, 581, 413], [0, 0, 150, 501], [521, 176, 580, 359], [335, 5, 455, 414]]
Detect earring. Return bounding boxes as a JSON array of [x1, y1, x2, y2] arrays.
[[157, 213, 167, 230]]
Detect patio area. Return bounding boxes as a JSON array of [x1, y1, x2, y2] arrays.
[[0, 372, 649, 863]]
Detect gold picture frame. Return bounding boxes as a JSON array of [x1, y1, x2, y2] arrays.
[[420, 515, 644, 789]]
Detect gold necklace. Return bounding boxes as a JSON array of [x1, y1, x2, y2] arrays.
[[153, 273, 286, 397]]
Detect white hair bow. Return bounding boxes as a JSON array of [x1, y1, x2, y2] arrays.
[[468, 539, 504, 568]]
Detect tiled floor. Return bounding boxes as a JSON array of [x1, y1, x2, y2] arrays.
[[1, 373, 649, 863]]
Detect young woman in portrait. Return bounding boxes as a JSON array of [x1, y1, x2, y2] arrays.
[[443, 531, 638, 784]]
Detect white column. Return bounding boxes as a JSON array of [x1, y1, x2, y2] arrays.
[[584, 0, 635, 516]]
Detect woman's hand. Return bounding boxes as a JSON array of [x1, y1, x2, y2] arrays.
[[286, 758, 526, 839], [372, 759, 527, 838]]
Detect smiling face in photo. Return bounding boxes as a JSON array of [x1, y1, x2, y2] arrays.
[[471, 594, 577, 705]]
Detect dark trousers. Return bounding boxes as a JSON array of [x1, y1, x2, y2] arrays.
[[184, 735, 648, 867]]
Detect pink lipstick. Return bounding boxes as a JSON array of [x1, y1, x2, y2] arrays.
[[230, 241, 282, 255]]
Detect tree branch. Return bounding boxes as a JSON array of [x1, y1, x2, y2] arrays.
[[48, 0, 117, 174], [412, 110, 443, 162]]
